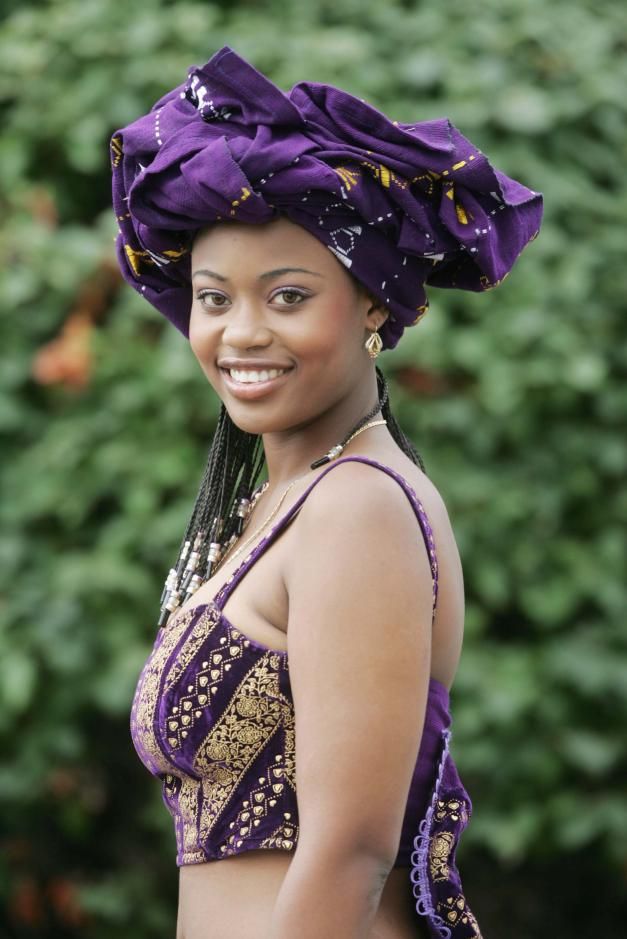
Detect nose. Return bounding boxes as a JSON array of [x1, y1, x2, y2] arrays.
[[221, 303, 273, 348]]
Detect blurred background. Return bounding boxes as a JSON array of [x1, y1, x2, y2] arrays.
[[1, 0, 626, 936]]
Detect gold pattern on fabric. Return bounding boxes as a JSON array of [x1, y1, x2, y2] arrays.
[[132, 609, 195, 775], [124, 244, 154, 276], [360, 159, 406, 190], [429, 795, 478, 928], [429, 830, 455, 882], [194, 653, 290, 844], [434, 796, 469, 827], [219, 701, 296, 856], [177, 773, 206, 863], [444, 185, 471, 225], [164, 605, 222, 692], [334, 166, 361, 191], [230, 186, 252, 216], [124, 242, 191, 275], [110, 135, 123, 167], [164, 606, 238, 749], [258, 810, 300, 852], [436, 893, 483, 937]]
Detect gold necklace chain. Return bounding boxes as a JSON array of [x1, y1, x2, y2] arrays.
[[212, 418, 387, 575]]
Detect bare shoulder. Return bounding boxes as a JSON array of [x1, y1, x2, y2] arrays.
[[286, 453, 465, 689], [294, 452, 455, 554], [293, 456, 434, 567], [286, 456, 437, 633]]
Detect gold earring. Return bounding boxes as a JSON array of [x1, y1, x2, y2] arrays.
[[365, 327, 383, 359]]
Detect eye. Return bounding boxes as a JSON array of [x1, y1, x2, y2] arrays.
[[272, 288, 309, 306], [196, 289, 229, 310]]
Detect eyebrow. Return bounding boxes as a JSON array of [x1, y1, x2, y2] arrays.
[[191, 267, 323, 282]]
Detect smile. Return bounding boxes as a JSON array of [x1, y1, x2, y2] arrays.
[[228, 367, 289, 384], [220, 366, 294, 399]]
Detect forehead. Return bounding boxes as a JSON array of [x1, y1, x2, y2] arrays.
[[192, 216, 330, 265], [190, 216, 367, 300]]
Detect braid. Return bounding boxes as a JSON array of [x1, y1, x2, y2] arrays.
[[158, 406, 265, 626], [375, 365, 426, 473], [158, 365, 426, 626]]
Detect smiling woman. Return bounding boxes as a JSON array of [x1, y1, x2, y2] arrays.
[[188, 218, 383, 423], [110, 44, 542, 939]]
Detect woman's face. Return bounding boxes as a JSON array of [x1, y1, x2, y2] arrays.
[[189, 215, 386, 435]]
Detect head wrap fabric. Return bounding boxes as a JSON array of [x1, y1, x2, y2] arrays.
[[110, 45, 543, 350]]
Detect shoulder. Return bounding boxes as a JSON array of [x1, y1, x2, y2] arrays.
[[297, 460, 432, 560], [286, 457, 436, 610], [294, 455, 447, 552]]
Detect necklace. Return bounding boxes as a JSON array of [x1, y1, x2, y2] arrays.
[[212, 417, 387, 575], [158, 383, 391, 630]]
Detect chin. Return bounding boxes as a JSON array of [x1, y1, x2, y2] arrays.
[[222, 404, 287, 436]]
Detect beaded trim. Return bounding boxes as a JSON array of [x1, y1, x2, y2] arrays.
[[410, 727, 454, 937]]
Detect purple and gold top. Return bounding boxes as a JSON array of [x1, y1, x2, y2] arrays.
[[130, 456, 482, 937]]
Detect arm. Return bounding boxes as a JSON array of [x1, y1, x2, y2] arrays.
[[266, 463, 435, 939]]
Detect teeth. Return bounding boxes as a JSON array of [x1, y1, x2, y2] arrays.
[[229, 368, 287, 384]]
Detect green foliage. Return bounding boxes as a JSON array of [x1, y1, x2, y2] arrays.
[[1, 0, 626, 935]]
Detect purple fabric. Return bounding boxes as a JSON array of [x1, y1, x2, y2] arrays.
[[110, 44, 543, 349], [129, 456, 481, 934]]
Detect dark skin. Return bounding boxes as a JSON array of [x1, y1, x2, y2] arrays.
[[189, 215, 390, 495]]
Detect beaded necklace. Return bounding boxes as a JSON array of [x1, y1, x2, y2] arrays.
[[158, 391, 389, 628], [212, 417, 387, 576]]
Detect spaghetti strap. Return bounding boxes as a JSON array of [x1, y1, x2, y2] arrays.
[[213, 455, 439, 622]]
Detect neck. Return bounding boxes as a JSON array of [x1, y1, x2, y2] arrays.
[[260, 368, 387, 490]]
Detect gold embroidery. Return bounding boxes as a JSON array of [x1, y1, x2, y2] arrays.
[[436, 893, 483, 937], [334, 166, 361, 191], [164, 607, 239, 750], [434, 796, 469, 826], [164, 605, 221, 692], [177, 773, 206, 863], [258, 810, 300, 852], [455, 202, 469, 225], [110, 135, 123, 167], [230, 186, 252, 216], [219, 699, 297, 858], [131, 610, 195, 775], [196, 653, 288, 843], [410, 172, 437, 197], [429, 830, 454, 881], [360, 159, 407, 191], [124, 243, 153, 276]]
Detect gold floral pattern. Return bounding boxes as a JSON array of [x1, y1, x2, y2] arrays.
[[429, 830, 455, 882]]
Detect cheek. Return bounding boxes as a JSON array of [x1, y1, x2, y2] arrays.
[[189, 309, 216, 357], [294, 298, 361, 366]]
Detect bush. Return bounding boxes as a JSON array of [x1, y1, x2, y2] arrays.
[[1, 1, 625, 935]]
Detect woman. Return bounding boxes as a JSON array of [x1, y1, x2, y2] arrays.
[[110, 46, 542, 939]]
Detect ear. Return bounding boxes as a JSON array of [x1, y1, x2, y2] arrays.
[[364, 291, 390, 332]]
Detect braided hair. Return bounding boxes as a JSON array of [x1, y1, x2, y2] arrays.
[[158, 365, 425, 626]]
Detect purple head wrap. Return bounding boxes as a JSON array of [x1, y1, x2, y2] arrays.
[[110, 45, 543, 350]]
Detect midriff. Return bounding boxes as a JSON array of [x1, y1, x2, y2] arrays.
[[176, 849, 428, 939]]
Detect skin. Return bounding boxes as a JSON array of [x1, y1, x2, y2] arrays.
[[175, 215, 465, 939]]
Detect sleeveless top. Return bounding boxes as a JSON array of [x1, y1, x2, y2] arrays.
[[130, 456, 482, 938]]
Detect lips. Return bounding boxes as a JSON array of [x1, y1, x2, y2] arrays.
[[219, 365, 294, 400], [218, 360, 293, 370]]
